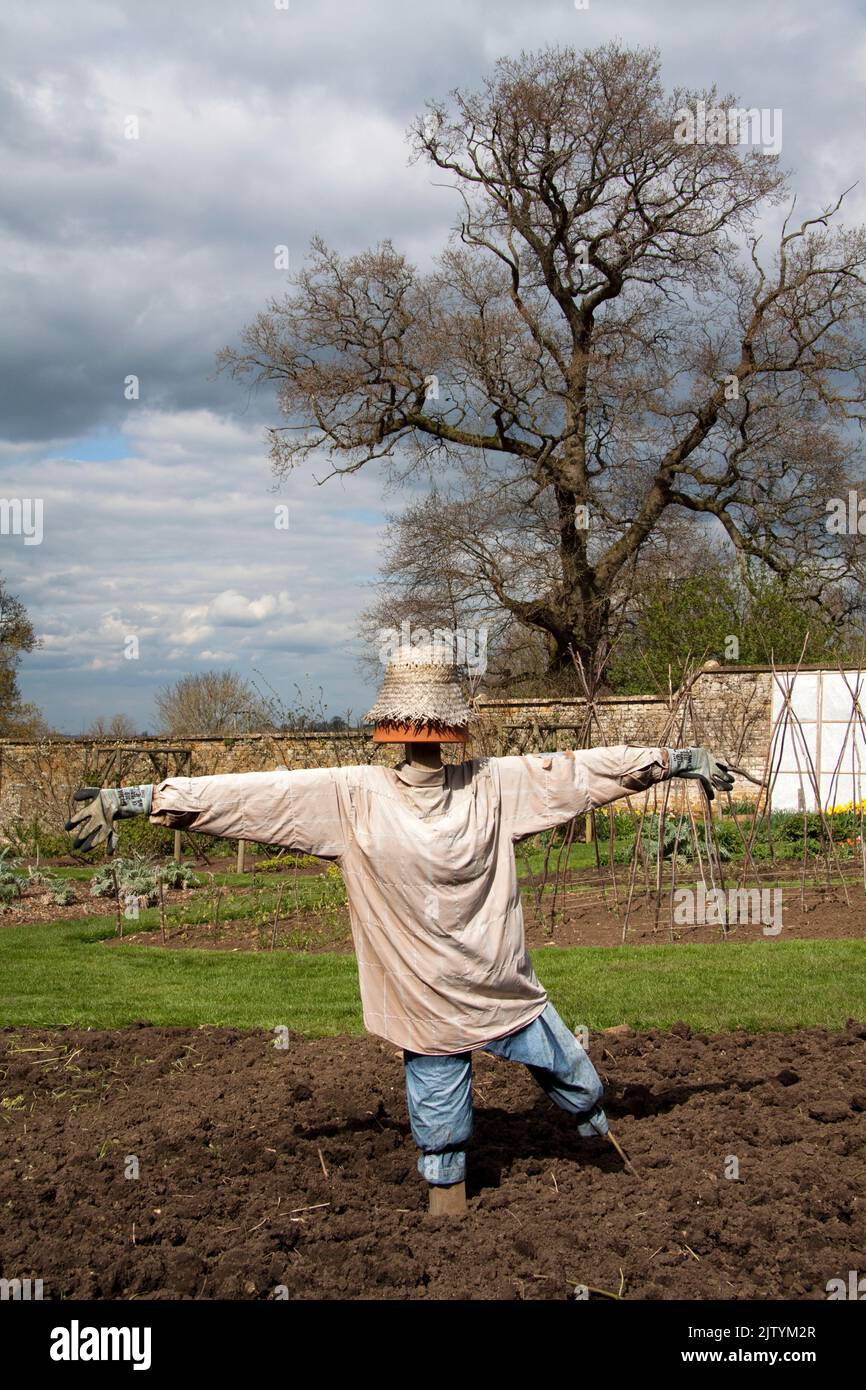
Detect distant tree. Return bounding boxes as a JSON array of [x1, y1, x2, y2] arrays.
[[154, 670, 269, 736], [606, 558, 858, 694], [0, 701, 48, 739], [0, 577, 46, 737], [85, 713, 139, 739]]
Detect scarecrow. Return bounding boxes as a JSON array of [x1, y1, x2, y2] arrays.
[[67, 647, 733, 1214]]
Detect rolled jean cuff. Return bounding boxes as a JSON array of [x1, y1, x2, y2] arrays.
[[577, 1105, 608, 1139], [417, 1150, 466, 1186]]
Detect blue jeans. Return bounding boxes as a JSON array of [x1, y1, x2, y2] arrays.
[[403, 1002, 608, 1185]]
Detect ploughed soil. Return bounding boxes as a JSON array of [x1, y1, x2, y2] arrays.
[[1, 1022, 864, 1300], [521, 882, 866, 947]]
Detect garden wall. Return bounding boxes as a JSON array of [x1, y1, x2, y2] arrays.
[[0, 664, 783, 840]]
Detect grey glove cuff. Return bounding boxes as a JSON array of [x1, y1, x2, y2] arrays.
[[117, 784, 153, 817], [667, 748, 696, 776]]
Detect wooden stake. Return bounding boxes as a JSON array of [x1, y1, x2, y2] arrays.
[[427, 1181, 467, 1216], [607, 1130, 642, 1181], [211, 883, 223, 945], [271, 882, 285, 951], [158, 873, 166, 946], [110, 865, 123, 939]]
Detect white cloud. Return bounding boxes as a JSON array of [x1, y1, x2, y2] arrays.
[[3, 408, 384, 725], [209, 589, 296, 625]]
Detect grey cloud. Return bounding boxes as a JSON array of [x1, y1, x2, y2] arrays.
[[2, 0, 861, 443], [2, 0, 864, 727]]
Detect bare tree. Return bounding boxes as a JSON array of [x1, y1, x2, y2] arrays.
[[85, 714, 139, 739], [219, 43, 866, 678], [154, 671, 269, 737]]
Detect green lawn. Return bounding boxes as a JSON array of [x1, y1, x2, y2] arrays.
[[0, 917, 863, 1035], [0, 918, 361, 1034], [537, 939, 866, 1033]]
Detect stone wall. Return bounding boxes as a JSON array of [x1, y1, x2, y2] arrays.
[[476, 666, 773, 783], [0, 665, 780, 838], [0, 729, 390, 838]]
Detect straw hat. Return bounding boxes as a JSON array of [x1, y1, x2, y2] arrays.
[[365, 643, 473, 743]]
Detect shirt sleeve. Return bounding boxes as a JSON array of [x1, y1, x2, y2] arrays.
[[150, 767, 347, 857], [492, 746, 670, 838]]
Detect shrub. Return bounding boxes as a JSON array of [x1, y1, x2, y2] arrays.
[[114, 822, 249, 861], [712, 820, 743, 858], [159, 861, 201, 890], [34, 832, 78, 859], [260, 847, 321, 864], [770, 811, 823, 843], [20, 867, 76, 905], [0, 848, 24, 898], [613, 814, 735, 866], [255, 852, 323, 872], [90, 857, 160, 907], [47, 879, 77, 906], [3, 819, 101, 861], [111, 819, 177, 857]]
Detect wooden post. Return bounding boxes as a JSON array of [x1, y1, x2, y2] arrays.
[[237, 839, 246, 873], [173, 830, 182, 862], [110, 866, 123, 939], [427, 1181, 467, 1216]]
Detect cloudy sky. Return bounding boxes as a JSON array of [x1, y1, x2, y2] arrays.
[[1, 0, 864, 732]]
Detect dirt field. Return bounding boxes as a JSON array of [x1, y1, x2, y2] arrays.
[[1, 1022, 863, 1300], [522, 883, 866, 947]]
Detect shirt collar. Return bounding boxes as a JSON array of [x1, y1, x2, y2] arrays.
[[394, 761, 446, 787]]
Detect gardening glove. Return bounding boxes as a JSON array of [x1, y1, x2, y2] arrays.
[[65, 785, 153, 855], [667, 748, 734, 802]]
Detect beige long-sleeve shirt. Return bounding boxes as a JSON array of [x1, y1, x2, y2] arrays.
[[150, 747, 670, 1054]]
